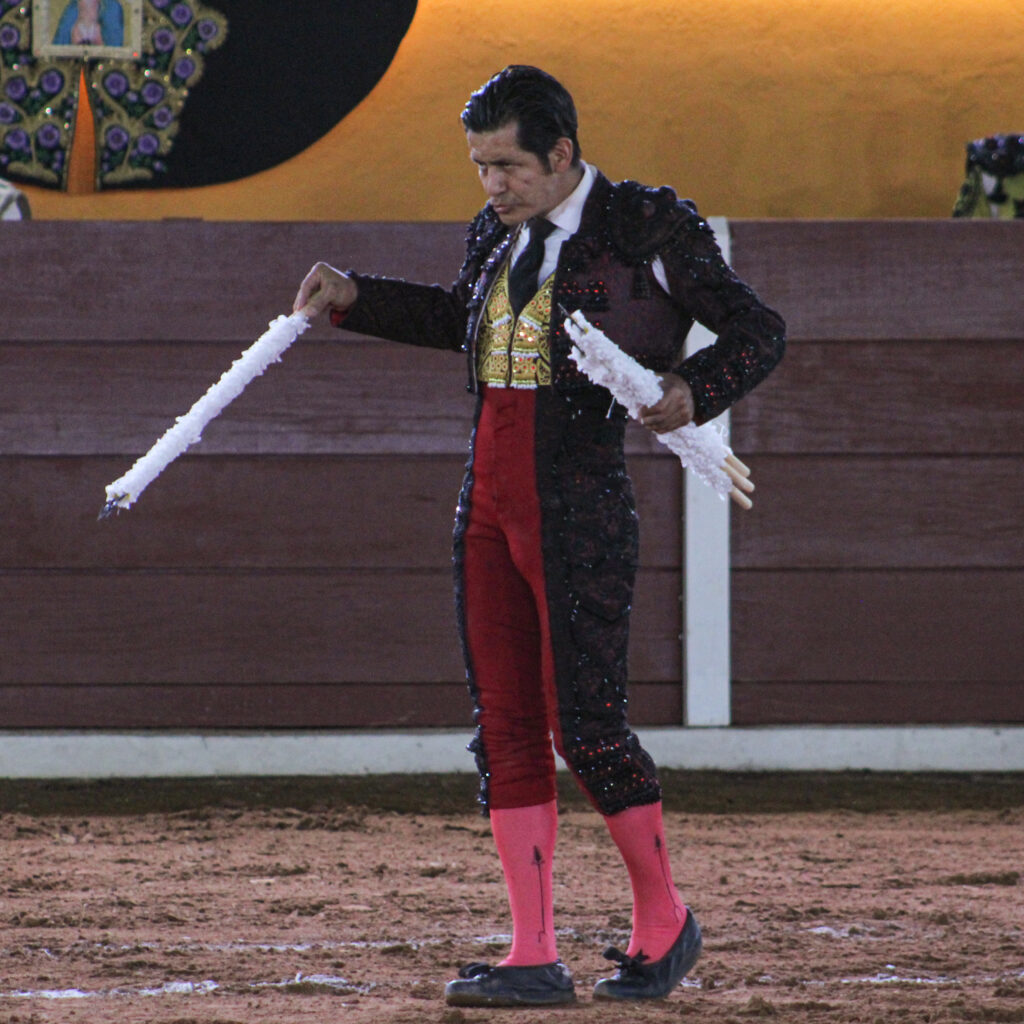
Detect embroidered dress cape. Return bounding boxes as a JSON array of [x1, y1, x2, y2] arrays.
[[338, 170, 786, 813]]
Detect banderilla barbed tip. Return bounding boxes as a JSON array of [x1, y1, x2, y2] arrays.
[[97, 496, 127, 521]]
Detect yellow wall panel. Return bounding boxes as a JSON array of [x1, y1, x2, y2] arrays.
[[19, 0, 1024, 220]]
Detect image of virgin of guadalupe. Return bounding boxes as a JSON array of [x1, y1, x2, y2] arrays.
[[52, 0, 124, 46]]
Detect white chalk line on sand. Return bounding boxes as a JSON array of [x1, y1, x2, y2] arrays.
[[4, 974, 367, 1001], [3, 933, 1022, 1001], [6, 969, 1024, 1002], [3, 932, 521, 959], [0, 933, 513, 1001]]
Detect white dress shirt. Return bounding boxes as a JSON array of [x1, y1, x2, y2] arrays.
[[509, 161, 670, 292]]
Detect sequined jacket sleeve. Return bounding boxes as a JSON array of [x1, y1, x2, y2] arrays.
[[333, 211, 504, 353], [658, 205, 786, 424]]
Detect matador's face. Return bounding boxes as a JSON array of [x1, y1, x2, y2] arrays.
[[466, 121, 577, 226]]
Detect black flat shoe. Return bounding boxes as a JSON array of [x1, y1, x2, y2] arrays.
[[592, 907, 702, 1000], [444, 960, 576, 1007]]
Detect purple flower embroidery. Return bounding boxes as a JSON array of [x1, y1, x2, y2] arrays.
[[0, 24, 20, 48], [5, 128, 29, 151], [0, 102, 16, 124], [152, 27, 175, 52], [173, 57, 196, 81], [137, 132, 159, 155], [150, 0, 170, 7], [104, 71, 129, 99], [40, 69, 65, 95], [105, 125, 130, 152], [141, 81, 165, 106], [170, 3, 193, 27], [36, 123, 60, 149], [197, 19, 218, 41], [4, 76, 27, 102], [152, 105, 174, 129]]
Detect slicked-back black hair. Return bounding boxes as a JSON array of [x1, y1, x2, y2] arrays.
[[461, 65, 581, 170]]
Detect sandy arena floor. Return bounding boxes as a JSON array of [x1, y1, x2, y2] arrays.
[[0, 773, 1022, 1024]]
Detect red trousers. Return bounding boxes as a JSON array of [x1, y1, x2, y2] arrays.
[[462, 386, 564, 810]]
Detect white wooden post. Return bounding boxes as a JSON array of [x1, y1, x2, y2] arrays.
[[683, 216, 732, 726]]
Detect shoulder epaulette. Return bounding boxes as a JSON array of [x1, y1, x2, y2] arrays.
[[607, 180, 703, 262]]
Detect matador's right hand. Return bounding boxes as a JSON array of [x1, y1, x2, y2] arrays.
[[293, 261, 359, 318]]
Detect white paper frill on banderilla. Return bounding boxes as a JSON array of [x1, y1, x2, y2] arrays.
[[100, 309, 313, 517], [562, 309, 754, 507]]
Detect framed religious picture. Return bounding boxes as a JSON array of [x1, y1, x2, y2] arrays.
[[32, 0, 143, 60]]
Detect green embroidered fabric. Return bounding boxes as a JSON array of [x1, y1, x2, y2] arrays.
[[953, 133, 1024, 219]]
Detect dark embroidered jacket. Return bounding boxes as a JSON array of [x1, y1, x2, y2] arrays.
[[341, 169, 785, 424], [339, 171, 785, 816]]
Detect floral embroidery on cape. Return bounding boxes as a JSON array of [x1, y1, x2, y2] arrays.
[[0, 0, 226, 189]]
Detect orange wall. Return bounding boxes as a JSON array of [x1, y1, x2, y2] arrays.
[[21, 0, 1024, 221]]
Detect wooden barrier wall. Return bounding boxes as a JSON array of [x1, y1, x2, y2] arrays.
[[729, 221, 1024, 724], [0, 220, 1021, 729]]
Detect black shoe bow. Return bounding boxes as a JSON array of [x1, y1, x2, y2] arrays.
[[602, 945, 654, 980], [593, 908, 702, 1001]]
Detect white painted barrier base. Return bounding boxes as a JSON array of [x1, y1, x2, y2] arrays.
[[1, 726, 1022, 779]]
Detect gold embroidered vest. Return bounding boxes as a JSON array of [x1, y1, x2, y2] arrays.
[[476, 260, 554, 388]]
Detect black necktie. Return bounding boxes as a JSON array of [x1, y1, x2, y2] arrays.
[[507, 218, 555, 317]]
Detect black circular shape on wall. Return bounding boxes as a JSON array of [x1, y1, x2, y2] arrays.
[[152, 0, 417, 188]]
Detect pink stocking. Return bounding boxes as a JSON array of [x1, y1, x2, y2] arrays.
[[603, 801, 687, 960], [490, 800, 559, 966]]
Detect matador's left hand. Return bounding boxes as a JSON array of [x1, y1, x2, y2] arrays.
[[639, 373, 695, 433]]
